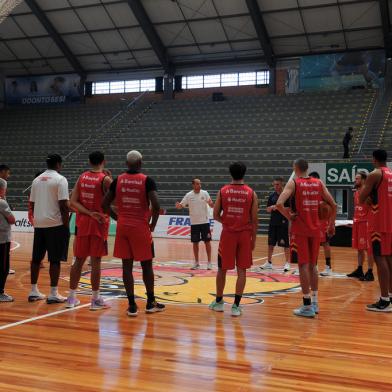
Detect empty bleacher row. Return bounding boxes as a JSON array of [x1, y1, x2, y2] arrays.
[[0, 89, 375, 232]]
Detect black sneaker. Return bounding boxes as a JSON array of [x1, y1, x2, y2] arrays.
[[360, 270, 374, 281], [366, 298, 392, 312], [347, 268, 364, 279], [127, 303, 138, 317], [146, 301, 165, 313]]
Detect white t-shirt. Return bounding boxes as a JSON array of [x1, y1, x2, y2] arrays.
[[181, 190, 211, 225], [29, 170, 69, 228]]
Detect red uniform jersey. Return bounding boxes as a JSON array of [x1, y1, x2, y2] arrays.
[[77, 171, 109, 238], [353, 190, 369, 223], [368, 166, 392, 233], [116, 172, 150, 227], [291, 177, 322, 237], [220, 184, 254, 232]]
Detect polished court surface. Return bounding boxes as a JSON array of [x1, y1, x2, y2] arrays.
[[1, 233, 391, 392]]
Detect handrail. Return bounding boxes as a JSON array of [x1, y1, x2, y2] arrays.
[[22, 90, 150, 194]]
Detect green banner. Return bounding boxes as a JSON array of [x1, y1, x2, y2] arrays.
[[69, 213, 117, 236], [325, 162, 373, 186]]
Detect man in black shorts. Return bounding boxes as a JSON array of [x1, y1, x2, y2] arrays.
[[28, 154, 70, 303], [260, 177, 290, 271]]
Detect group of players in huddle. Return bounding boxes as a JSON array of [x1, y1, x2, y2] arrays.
[[1, 148, 391, 319]]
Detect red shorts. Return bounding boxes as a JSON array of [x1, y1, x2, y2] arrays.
[[352, 221, 368, 250], [369, 232, 392, 257], [290, 233, 320, 265], [73, 235, 108, 258], [113, 223, 154, 261], [218, 230, 252, 270]]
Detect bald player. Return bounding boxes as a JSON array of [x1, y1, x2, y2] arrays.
[[359, 150, 392, 312], [277, 158, 336, 318], [102, 150, 165, 316]]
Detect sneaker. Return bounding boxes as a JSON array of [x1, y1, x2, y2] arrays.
[[360, 270, 375, 281], [293, 305, 316, 318], [347, 267, 364, 279], [292, 269, 300, 276], [207, 262, 213, 270], [46, 293, 66, 304], [90, 296, 108, 311], [127, 303, 138, 317], [8, 269, 15, 275], [146, 301, 165, 313], [320, 266, 332, 276], [0, 293, 14, 302], [28, 291, 46, 302], [312, 302, 319, 314], [260, 261, 273, 270], [208, 299, 224, 312], [231, 304, 242, 317], [191, 263, 200, 270], [366, 298, 392, 312], [65, 296, 80, 308], [283, 262, 290, 272]]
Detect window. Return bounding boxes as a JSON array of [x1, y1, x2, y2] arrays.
[[221, 73, 238, 87], [110, 81, 124, 94], [125, 80, 140, 92], [257, 71, 269, 85], [140, 79, 155, 91], [204, 74, 220, 88], [94, 82, 109, 95], [186, 75, 203, 89], [239, 72, 256, 86]]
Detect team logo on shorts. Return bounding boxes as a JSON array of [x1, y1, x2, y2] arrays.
[[75, 263, 300, 305]]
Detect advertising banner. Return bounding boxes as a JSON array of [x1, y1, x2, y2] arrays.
[[5, 74, 82, 105], [300, 50, 385, 91]]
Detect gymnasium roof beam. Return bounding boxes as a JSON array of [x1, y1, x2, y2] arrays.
[[24, 0, 86, 78], [245, 0, 275, 67], [126, 0, 173, 73]]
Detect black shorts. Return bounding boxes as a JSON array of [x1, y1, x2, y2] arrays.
[[32, 225, 70, 264], [191, 223, 211, 243], [268, 225, 289, 248]]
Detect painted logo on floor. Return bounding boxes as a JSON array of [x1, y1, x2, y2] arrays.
[[77, 263, 300, 305]]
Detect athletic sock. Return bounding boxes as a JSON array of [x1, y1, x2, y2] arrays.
[[325, 257, 331, 268], [216, 296, 223, 303], [303, 295, 311, 306], [127, 295, 136, 306], [147, 292, 155, 304], [31, 284, 38, 293], [92, 290, 99, 300], [381, 296, 390, 302], [234, 294, 242, 307], [50, 286, 58, 296], [69, 289, 76, 299], [311, 291, 318, 303]]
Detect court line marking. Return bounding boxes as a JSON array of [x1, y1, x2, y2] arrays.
[[10, 241, 20, 251], [0, 298, 116, 331], [253, 252, 284, 262]]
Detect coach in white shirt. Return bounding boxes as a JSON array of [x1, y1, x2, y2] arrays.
[[28, 154, 70, 304], [176, 178, 214, 270]]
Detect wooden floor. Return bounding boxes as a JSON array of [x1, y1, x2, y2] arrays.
[[1, 233, 392, 392]]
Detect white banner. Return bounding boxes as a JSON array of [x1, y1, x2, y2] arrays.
[[12, 211, 33, 232]]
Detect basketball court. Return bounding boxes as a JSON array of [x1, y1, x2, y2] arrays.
[[1, 233, 390, 392]]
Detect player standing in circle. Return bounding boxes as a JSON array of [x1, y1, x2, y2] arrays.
[[276, 158, 336, 318], [260, 177, 290, 272], [176, 178, 214, 270], [209, 162, 258, 317], [309, 172, 334, 277], [347, 171, 374, 281], [359, 150, 392, 311], [66, 151, 112, 310], [102, 150, 165, 316]]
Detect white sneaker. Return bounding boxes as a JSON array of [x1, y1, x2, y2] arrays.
[[320, 266, 332, 276], [292, 269, 299, 276], [283, 262, 291, 272], [28, 291, 46, 302], [0, 293, 14, 302], [46, 293, 66, 304], [260, 261, 273, 270], [90, 296, 109, 311], [65, 296, 81, 308], [207, 262, 213, 270], [191, 263, 200, 270], [8, 269, 15, 275]]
